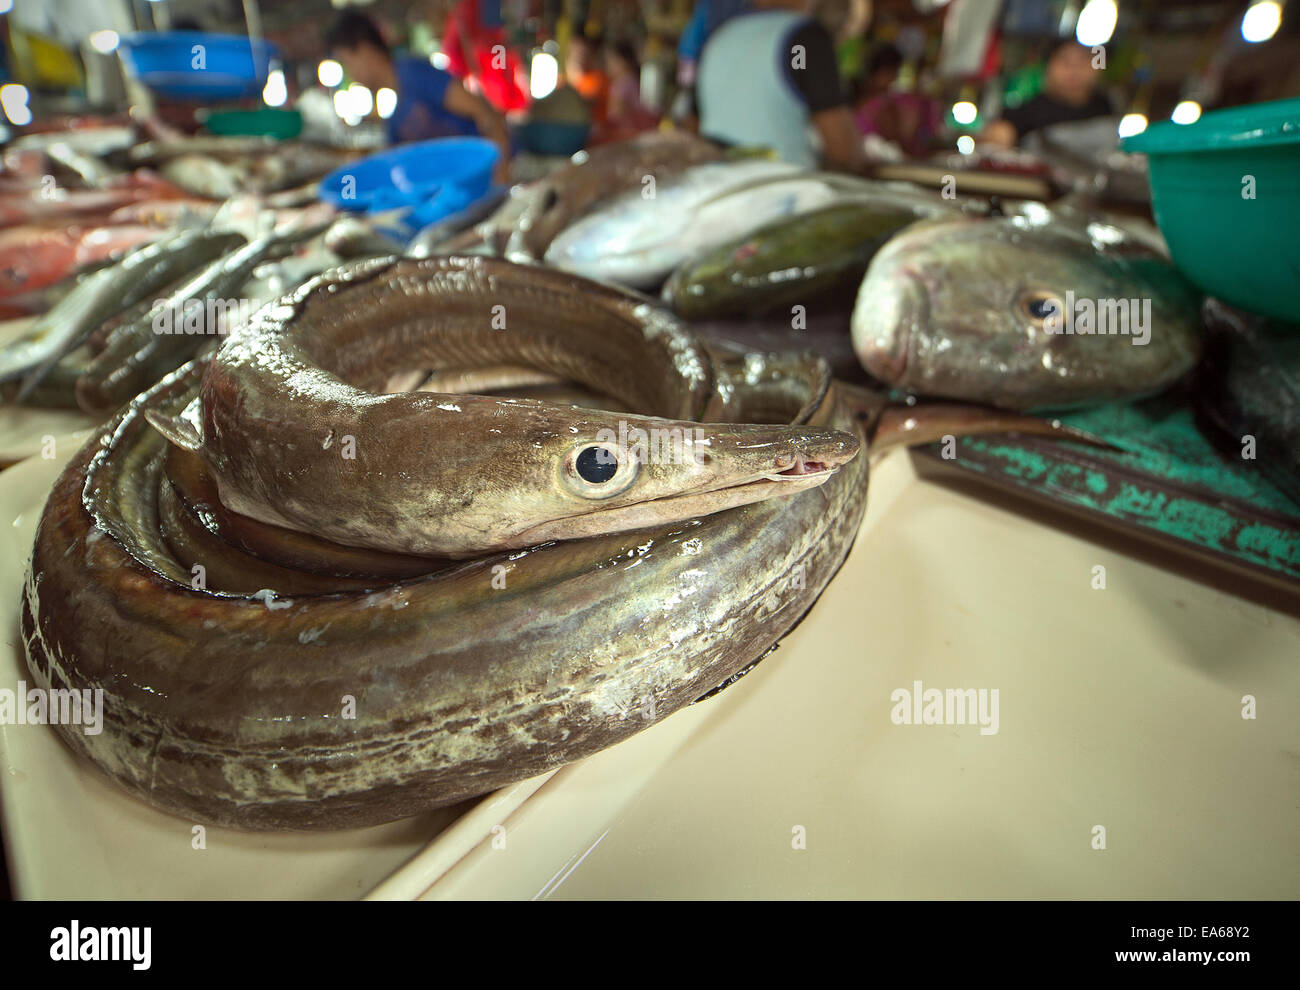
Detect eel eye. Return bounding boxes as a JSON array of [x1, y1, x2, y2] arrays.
[[563, 441, 639, 499], [576, 445, 618, 483]]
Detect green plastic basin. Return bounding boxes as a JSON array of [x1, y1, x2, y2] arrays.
[[1123, 96, 1300, 323], [202, 108, 303, 140]]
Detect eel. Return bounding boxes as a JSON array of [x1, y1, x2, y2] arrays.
[[21, 256, 869, 830]]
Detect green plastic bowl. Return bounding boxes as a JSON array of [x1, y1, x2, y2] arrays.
[[1123, 97, 1300, 323], [202, 108, 302, 140]]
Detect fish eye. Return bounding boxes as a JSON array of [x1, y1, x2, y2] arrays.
[[1020, 290, 1065, 324], [562, 441, 639, 499], [576, 445, 618, 483]]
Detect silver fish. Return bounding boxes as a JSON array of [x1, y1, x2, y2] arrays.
[[0, 228, 247, 392], [851, 215, 1204, 410]]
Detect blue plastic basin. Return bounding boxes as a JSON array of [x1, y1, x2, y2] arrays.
[[119, 32, 279, 101], [318, 137, 499, 232]]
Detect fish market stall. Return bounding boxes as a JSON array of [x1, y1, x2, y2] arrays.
[[0, 0, 1298, 918]]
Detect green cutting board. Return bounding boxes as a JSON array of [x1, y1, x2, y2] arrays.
[[913, 389, 1300, 586]]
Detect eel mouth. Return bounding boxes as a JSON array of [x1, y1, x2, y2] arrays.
[[508, 464, 844, 548], [771, 454, 831, 478]]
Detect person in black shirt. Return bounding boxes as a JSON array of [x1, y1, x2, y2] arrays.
[[984, 38, 1113, 148], [695, 0, 865, 171]]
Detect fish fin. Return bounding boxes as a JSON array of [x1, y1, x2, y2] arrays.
[[870, 402, 1120, 457], [143, 408, 204, 452]]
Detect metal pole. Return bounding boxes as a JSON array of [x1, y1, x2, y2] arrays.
[[242, 0, 264, 41]]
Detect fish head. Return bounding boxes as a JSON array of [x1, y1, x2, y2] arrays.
[[436, 398, 861, 550], [851, 216, 1202, 410]]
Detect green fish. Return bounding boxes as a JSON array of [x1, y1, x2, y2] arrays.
[[662, 197, 949, 320]]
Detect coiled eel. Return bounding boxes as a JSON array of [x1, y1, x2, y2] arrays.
[[21, 256, 868, 831]]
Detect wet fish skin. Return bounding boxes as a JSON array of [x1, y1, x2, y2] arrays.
[[407, 186, 510, 257], [0, 346, 90, 408], [180, 256, 858, 557], [0, 228, 246, 388], [160, 154, 246, 200], [850, 215, 1204, 411], [4, 229, 247, 399], [75, 225, 324, 414], [663, 199, 932, 319], [545, 161, 863, 288], [323, 216, 406, 260], [1196, 300, 1300, 506], [129, 135, 279, 165], [22, 259, 867, 830], [505, 131, 726, 261]]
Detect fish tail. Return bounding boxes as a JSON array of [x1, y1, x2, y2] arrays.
[[870, 402, 1120, 457]]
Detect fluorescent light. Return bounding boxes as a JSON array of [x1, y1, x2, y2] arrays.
[[0, 0, 15, 14], [1171, 100, 1202, 125], [1, 83, 31, 126], [1117, 113, 1148, 138], [956, 134, 975, 154], [1242, 1, 1282, 43], [89, 29, 120, 54], [262, 68, 287, 107], [952, 100, 978, 125], [318, 59, 343, 87], [1076, 0, 1117, 47], [530, 51, 558, 100], [376, 87, 397, 119]]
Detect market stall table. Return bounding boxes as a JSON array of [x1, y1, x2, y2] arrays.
[[4, 436, 1294, 898]]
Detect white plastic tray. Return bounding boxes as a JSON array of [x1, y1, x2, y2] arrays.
[[3, 440, 1297, 898]]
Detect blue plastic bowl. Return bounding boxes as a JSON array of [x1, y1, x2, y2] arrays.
[[319, 138, 499, 232], [119, 32, 279, 101]]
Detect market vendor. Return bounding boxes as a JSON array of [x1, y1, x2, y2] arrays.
[[694, 0, 865, 172], [326, 11, 511, 183], [982, 38, 1114, 148]]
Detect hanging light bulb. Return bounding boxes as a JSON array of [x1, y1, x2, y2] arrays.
[[89, 29, 120, 54], [530, 51, 559, 100], [1117, 113, 1148, 138], [0, 83, 32, 125], [262, 69, 287, 108], [1242, 1, 1283, 43], [1076, 0, 1118, 47], [318, 59, 343, 88]]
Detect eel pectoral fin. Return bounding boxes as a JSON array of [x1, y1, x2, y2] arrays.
[[144, 405, 204, 452]]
